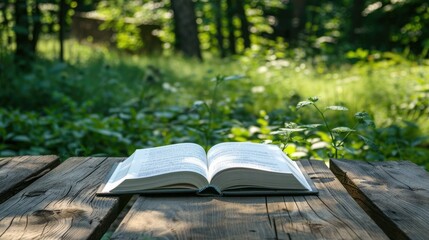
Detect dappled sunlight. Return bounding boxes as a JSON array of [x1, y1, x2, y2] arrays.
[[113, 196, 274, 239], [109, 160, 388, 239], [0, 1, 428, 238], [0, 0, 428, 167], [0, 156, 60, 204], [0, 157, 128, 239]]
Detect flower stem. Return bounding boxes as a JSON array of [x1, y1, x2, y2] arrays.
[[313, 104, 337, 158]]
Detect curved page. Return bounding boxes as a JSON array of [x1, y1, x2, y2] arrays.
[[207, 142, 311, 190], [128, 143, 208, 179]]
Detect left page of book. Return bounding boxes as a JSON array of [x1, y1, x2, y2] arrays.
[[128, 143, 208, 179], [102, 152, 136, 193], [102, 143, 210, 193]]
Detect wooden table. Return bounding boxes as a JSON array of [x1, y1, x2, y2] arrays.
[[0, 156, 428, 239]]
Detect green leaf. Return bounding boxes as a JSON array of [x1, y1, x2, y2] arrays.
[[90, 128, 123, 139], [332, 127, 355, 133], [296, 101, 313, 109], [193, 100, 205, 107], [326, 106, 348, 111], [300, 124, 322, 129], [363, 119, 375, 128], [279, 128, 306, 132], [270, 130, 284, 135], [211, 75, 224, 83], [49, 62, 67, 73], [291, 136, 306, 143], [271, 123, 307, 135], [354, 111, 369, 119], [45, 138, 63, 147], [0, 150, 16, 156], [354, 112, 375, 127], [271, 129, 301, 135], [344, 146, 360, 155], [284, 122, 299, 128], [211, 74, 245, 84], [223, 74, 245, 81], [308, 96, 319, 103], [12, 135, 31, 143], [358, 135, 379, 151]]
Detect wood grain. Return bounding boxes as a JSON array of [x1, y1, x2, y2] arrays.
[[0, 157, 130, 240], [0, 155, 60, 204], [331, 159, 429, 240], [111, 160, 388, 239]]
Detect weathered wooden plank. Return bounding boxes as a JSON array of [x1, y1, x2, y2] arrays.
[[112, 196, 274, 239], [269, 160, 388, 240], [0, 157, 130, 240], [0, 155, 60, 204], [330, 159, 429, 240], [111, 160, 388, 240]]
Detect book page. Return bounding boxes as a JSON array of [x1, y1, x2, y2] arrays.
[[207, 142, 311, 190], [127, 143, 209, 179], [102, 152, 135, 192]]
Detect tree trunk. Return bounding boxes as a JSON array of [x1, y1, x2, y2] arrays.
[[59, 0, 66, 62], [171, 0, 202, 60], [226, 0, 236, 55], [234, 0, 250, 49], [213, 0, 225, 58], [290, 0, 306, 43], [31, 0, 42, 53], [350, 0, 364, 42], [1, 0, 12, 45], [14, 0, 33, 61]]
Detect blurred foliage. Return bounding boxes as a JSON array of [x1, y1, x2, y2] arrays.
[[0, 39, 428, 170], [1, 0, 429, 57], [0, 1, 428, 169], [96, 0, 167, 51]]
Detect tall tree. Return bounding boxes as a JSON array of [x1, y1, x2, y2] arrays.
[[1, 0, 12, 46], [226, 0, 236, 55], [213, 0, 226, 57], [290, 0, 306, 43], [31, 0, 42, 53], [234, 0, 250, 49], [14, 0, 33, 62], [349, 0, 364, 43], [171, 0, 202, 59], [59, 0, 66, 61]]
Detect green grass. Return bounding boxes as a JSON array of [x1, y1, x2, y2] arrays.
[[34, 38, 428, 114], [1, 38, 428, 168]]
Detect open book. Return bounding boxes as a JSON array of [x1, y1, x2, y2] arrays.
[[98, 142, 318, 196]]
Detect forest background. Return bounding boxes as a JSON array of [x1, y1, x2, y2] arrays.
[[0, 0, 428, 169]]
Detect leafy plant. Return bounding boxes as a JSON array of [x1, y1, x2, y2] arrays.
[[1, 37, 428, 170], [272, 97, 377, 159], [191, 74, 245, 149]]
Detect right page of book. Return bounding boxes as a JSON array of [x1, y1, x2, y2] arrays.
[[207, 142, 312, 190]]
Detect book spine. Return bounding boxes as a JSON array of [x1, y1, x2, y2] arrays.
[[197, 184, 222, 196]]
